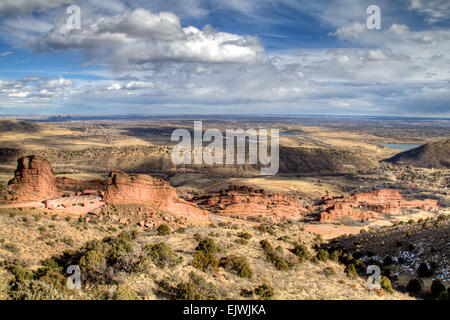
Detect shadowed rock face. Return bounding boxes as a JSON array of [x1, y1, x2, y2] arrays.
[[103, 171, 208, 220], [7, 155, 59, 202], [197, 185, 308, 220], [318, 189, 439, 222]]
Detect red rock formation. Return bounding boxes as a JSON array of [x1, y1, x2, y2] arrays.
[[103, 171, 208, 220], [56, 177, 107, 193], [197, 187, 307, 220], [318, 189, 438, 222], [7, 155, 59, 202]]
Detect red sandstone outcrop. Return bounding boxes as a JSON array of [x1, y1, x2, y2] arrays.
[[7, 155, 59, 202], [318, 189, 438, 222], [103, 171, 208, 220], [197, 185, 307, 220], [56, 176, 107, 193]]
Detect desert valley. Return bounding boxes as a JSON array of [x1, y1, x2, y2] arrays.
[[0, 116, 448, 300]]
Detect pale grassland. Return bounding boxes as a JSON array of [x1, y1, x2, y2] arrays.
[[0, 125, 153, 151], [0, 210, 413, 300], [124, 223, 412, 300]]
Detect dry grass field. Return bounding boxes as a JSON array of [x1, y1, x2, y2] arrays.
[[0, 209, 413, 300]]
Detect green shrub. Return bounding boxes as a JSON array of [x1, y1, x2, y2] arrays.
[[8, 280, 67, 300], [383, 256, 394, 266], [175, 272, 219, 300], [107, 238, 133, 263], [316, 249, 329, 263], [323, 267, 335, 277], [430, 279, 446, 297], [417, 262, 431, 277], [406, 278, 424, 293], [291, 244, 311, 262], [274, 258, 289, 271], [330, 250, 342, 262], [234, 238, 248, 245], [36, 268, 67, 291], [254, 283, 274, 300], [157, 224, 171, 236], [10, 266, 34, 282], [192, 251, 218, 272], [176, 227, 186, 234], [380, 276, 393, 293], [117, 230, 139, 241], [219, 255, 253, 278], [41, 258, 60, 270], [260, 240, 290, 271], [114, 285, 140, 300], [195, 238, 217, 255], [141, 242, 182, 269], [345, 264, 358, 278], [237, 232, 253, 240], [254, 223, 275, 235], [79, 250, 107, 272]]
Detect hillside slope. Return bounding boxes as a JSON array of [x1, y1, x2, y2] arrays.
[[383, 139, 450, 169], [0, 119, 41, 133]]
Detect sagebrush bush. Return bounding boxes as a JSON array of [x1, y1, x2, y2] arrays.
[[8, 280, 67, 300], [107, 238, 133, 263], [260, 240, 291, 271], [157, 224, 171, 236], [291, 244, 311, 262], [330, 249, 342, 262], [219, 255, 253, 278], [175, 272, 219, 300], [380, 276, 393, 293], [195, 238, 217, 255], [254, 223, 275, 235], [79, 250, 107, 272], [316, 249, 329, 263], [406, 278, 424, 293], [383, 256, 394, 266], [345, 264, 358, 278], [254, 283, 274, 300], [417, 262, 431, 277], [323, 267, 335, 277], [430, 279, 446, 297], [192, 251, 218, 272], [35, 268, 67, 291], [113, 285, 140, 300], [237, 232, 253, 240], [141, 242, 183, 269], [234, 238, 248, 245], [192, 238, 218, 272]]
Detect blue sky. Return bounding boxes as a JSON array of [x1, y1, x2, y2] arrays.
[[0, 0, 449, 116]]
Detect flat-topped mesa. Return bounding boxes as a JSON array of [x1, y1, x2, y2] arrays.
[[319, 189, 439, 222], [7, 155, 59, 202], [103, 171, 208, 220], [103, 171, 178, 205], [197, 186, 307, 220]]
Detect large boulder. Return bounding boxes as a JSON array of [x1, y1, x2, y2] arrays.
[[103, 171, 208, 220], [7, 155, 59, 202]]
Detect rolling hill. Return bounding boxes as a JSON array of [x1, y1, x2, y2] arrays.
[[383, 139, 450, 169]]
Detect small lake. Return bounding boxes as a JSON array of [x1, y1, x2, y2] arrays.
[[378, 143, 421, 151], [281, 131, 307, 136]]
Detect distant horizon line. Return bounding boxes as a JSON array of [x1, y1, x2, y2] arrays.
[[1, 113, 450, 121]]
